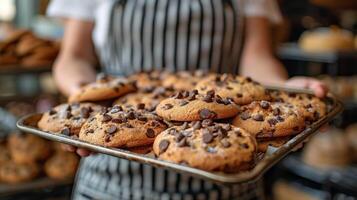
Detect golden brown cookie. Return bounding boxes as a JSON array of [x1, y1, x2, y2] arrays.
[[114, 86, 175, 111], [196, 74, 270, 105], [156, 90, 239, 121], [16, 35, 48, 56], [68, 74, 137, 103], [153, 121, 257, 172], [232, 101, 306, 138], [79, 105, 168, 148], [162, 70, 212, 91], [128, 71, 164, 91], [257, 137, 291, 152], [44, 152, 79, 180], [0, 161, 39, 183], [7, 133, 51, 164], [38, 103, 103, 136], [271, 91, 327, 123], [302, 130, 352, 169]]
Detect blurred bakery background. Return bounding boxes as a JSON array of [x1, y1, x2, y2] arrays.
[[0, 0, 356, 200]]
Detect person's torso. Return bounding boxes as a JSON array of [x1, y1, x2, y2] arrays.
[[95, 0, 245, 76]]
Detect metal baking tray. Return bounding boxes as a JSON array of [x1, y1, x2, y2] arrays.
[[16, 87, 343, 184]]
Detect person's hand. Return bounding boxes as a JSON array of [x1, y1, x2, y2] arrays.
[[62, 144, 94, 157], [285, 76, 328, 98]]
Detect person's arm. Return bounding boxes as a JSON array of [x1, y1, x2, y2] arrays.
[[240, 17, 327, 98], [53, 19, 97, 96], [54, 19, 97, 156]]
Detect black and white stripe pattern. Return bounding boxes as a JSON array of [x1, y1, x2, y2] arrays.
[[100, 0, 244, 76], [74, 0, 264, 199]]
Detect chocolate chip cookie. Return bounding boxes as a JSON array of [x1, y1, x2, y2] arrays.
[[162, 70, 212, 91], [114, 86, 175, 111], [44, 152, 79, 180], [68, 74, 136, 103], [271, 91, 327, 123], [0, 161, 39, 183], [153, 121, 257, 172], [156, 90, 239, 121], [232, 101, 306, 138], [8, 133, 51, 164], [79, 105, 167, 148], [195, 74, 270, 105], [38, 103, 103, 136]]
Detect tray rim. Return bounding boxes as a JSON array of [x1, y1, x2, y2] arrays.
[[16, 87, 343, 184]]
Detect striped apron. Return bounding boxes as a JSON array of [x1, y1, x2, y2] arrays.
[[73, 0, 264, 199]]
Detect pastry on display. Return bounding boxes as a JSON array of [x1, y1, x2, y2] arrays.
[[153, 122, 257, 172], [0, 29, 59, 68], [44, 152, 79, 180], [302, 129, 352, 169], [7, 132, 51, 164], [232, 101, 306, 138], [0, 161, 39, 184], [68, 75, 136, 103], [38, 103, 103, 136], [299, 27, 355, 53], [79, 106, 167, 148], [156, 90, 239, 121], [195, 74, 270, 105]]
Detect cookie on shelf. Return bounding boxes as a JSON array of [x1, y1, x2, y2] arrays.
[[44, 152, 79, 180]]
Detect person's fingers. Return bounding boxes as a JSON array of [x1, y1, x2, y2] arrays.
[[308, 80, 327, 98], [61, 144, 76, 152], [76, 148, 92, 157]]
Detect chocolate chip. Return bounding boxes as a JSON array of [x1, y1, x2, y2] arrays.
[[60, 128, 70, 136], [80, 107, 91, 118], [64, 105, 71, 112], [106, 125, 117, 134], [246, 77, 252, 82], [236, 93, 243, 98], [105, 135, 111, 142], [49, 110, 57, 115], [63, 111, 72, 119], [226, 86, 233, 90], [273, 108, 281, 116], [240, 143, 249, 149], [288, 93, 296, 98], [192, 121, 202, 130], [125, 124, 133, 128], [203, 95, 213, 103], [177, 138, 188, 147], [86, 129, 94, 134], [112, 117, 126, 123], [202, 132, 214, 143], [240, 112, 251, 120], [169, 128, 178, 135], [179, 100, 189, 106], [253, 114, 264, 121], [206, 90, 215, 97], [159, 140, 170, 154], [102, 114, 112, 122], [267, 118, 278, 126], [235, 130, 242, 136], [175, 132, 185, 142], [201, 119, 214, 127], [173, 92, 183, 99], [137, 103, 145, 110], [181, 122, 188, 130], [313, 111, 320, 119], [221, 139, 231, 148], [182, 130, 193, 137], [163, 104, 173, 110], [126, 111, 136, 120], [187, 91, 197, 101], [182, 91, 189, 98], [199, 109, 217, 120], [137, 115, 147, 122], [276, 116, 285, 122], [260, 101, 270, 109], [146, 128, 155, 138], [222, 99, 231, 105]]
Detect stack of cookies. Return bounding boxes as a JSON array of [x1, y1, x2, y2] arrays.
[[37, 71, 328, 173], [0, 29, 59, 68], [0, 132, 79, 183]]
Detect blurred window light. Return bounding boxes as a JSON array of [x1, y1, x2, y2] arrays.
[[0, 0, 16, 21]]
